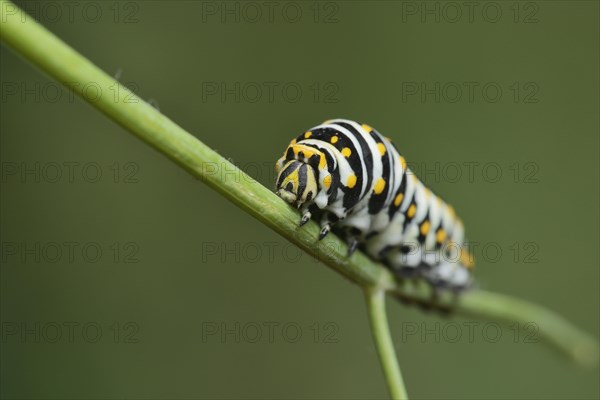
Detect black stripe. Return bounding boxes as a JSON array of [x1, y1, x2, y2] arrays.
[[297, 163, 307, 199], [276, 161, 296, 188], [388, 170, 407, 218], [299, 142, 340, 200], [402, 197, 418, 232], [309, 126, 362, 209], [285, 147, 295, 161], [334, 122, 374, 196], [368, 134, 392, 214], [434, 224, 444, 250], [417, 212, 430, 245]]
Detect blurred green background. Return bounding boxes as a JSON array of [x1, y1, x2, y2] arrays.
[[1, 1, 598, 398]]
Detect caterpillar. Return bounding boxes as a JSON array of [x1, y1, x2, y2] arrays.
[[275, 119, 474, 291]]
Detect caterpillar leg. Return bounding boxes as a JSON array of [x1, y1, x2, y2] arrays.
[[347, 238, 359, 256], [299, 204, 320, 227], [336, 226, 362, 256], [393, 265, 421, 280], [318, 224, 331, 240], [318, 212, 341, 240], [428, 283, 459, 315], [419, 270, 463, 315], [299, 208, 311, 226]]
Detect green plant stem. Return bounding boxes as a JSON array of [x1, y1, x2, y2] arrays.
[[365, 288, 408, 400], [0, 0, 597, 377]]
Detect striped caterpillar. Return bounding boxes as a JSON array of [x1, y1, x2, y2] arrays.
[[275, 119, 474, 291]]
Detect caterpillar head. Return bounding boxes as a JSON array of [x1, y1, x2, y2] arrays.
[[275, 160, 318, 208]]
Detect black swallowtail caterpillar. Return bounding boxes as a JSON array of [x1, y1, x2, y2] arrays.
[[275, 119, 474, 291]]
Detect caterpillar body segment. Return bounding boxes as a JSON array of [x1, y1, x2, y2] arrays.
[[275, 119, 474, 290]]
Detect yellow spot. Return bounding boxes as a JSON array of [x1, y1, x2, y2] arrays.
[[460, 249, 475, 270], [407, 204, 416, 218], [399, 156, 407, 171], [282, 169, 300, 189], [341, 147, 352, 157], [319, 155, 326, 169], [290, 138, 297, 145], [291, 145, 302, 157], [377, 143, 386, 156], [323, 175, 332, 188], [436, 229, 446, 243], [373, 178, 386, 194], [362, 124, 373, 133], [292, 144, 320, 160], [304, 131, 312, 138], [420, 220, 430, 236], [448, 206, 456, 218], [330, 136, 338, 144], [394, 193, 404, 207], [346, 174, 357, 188]]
